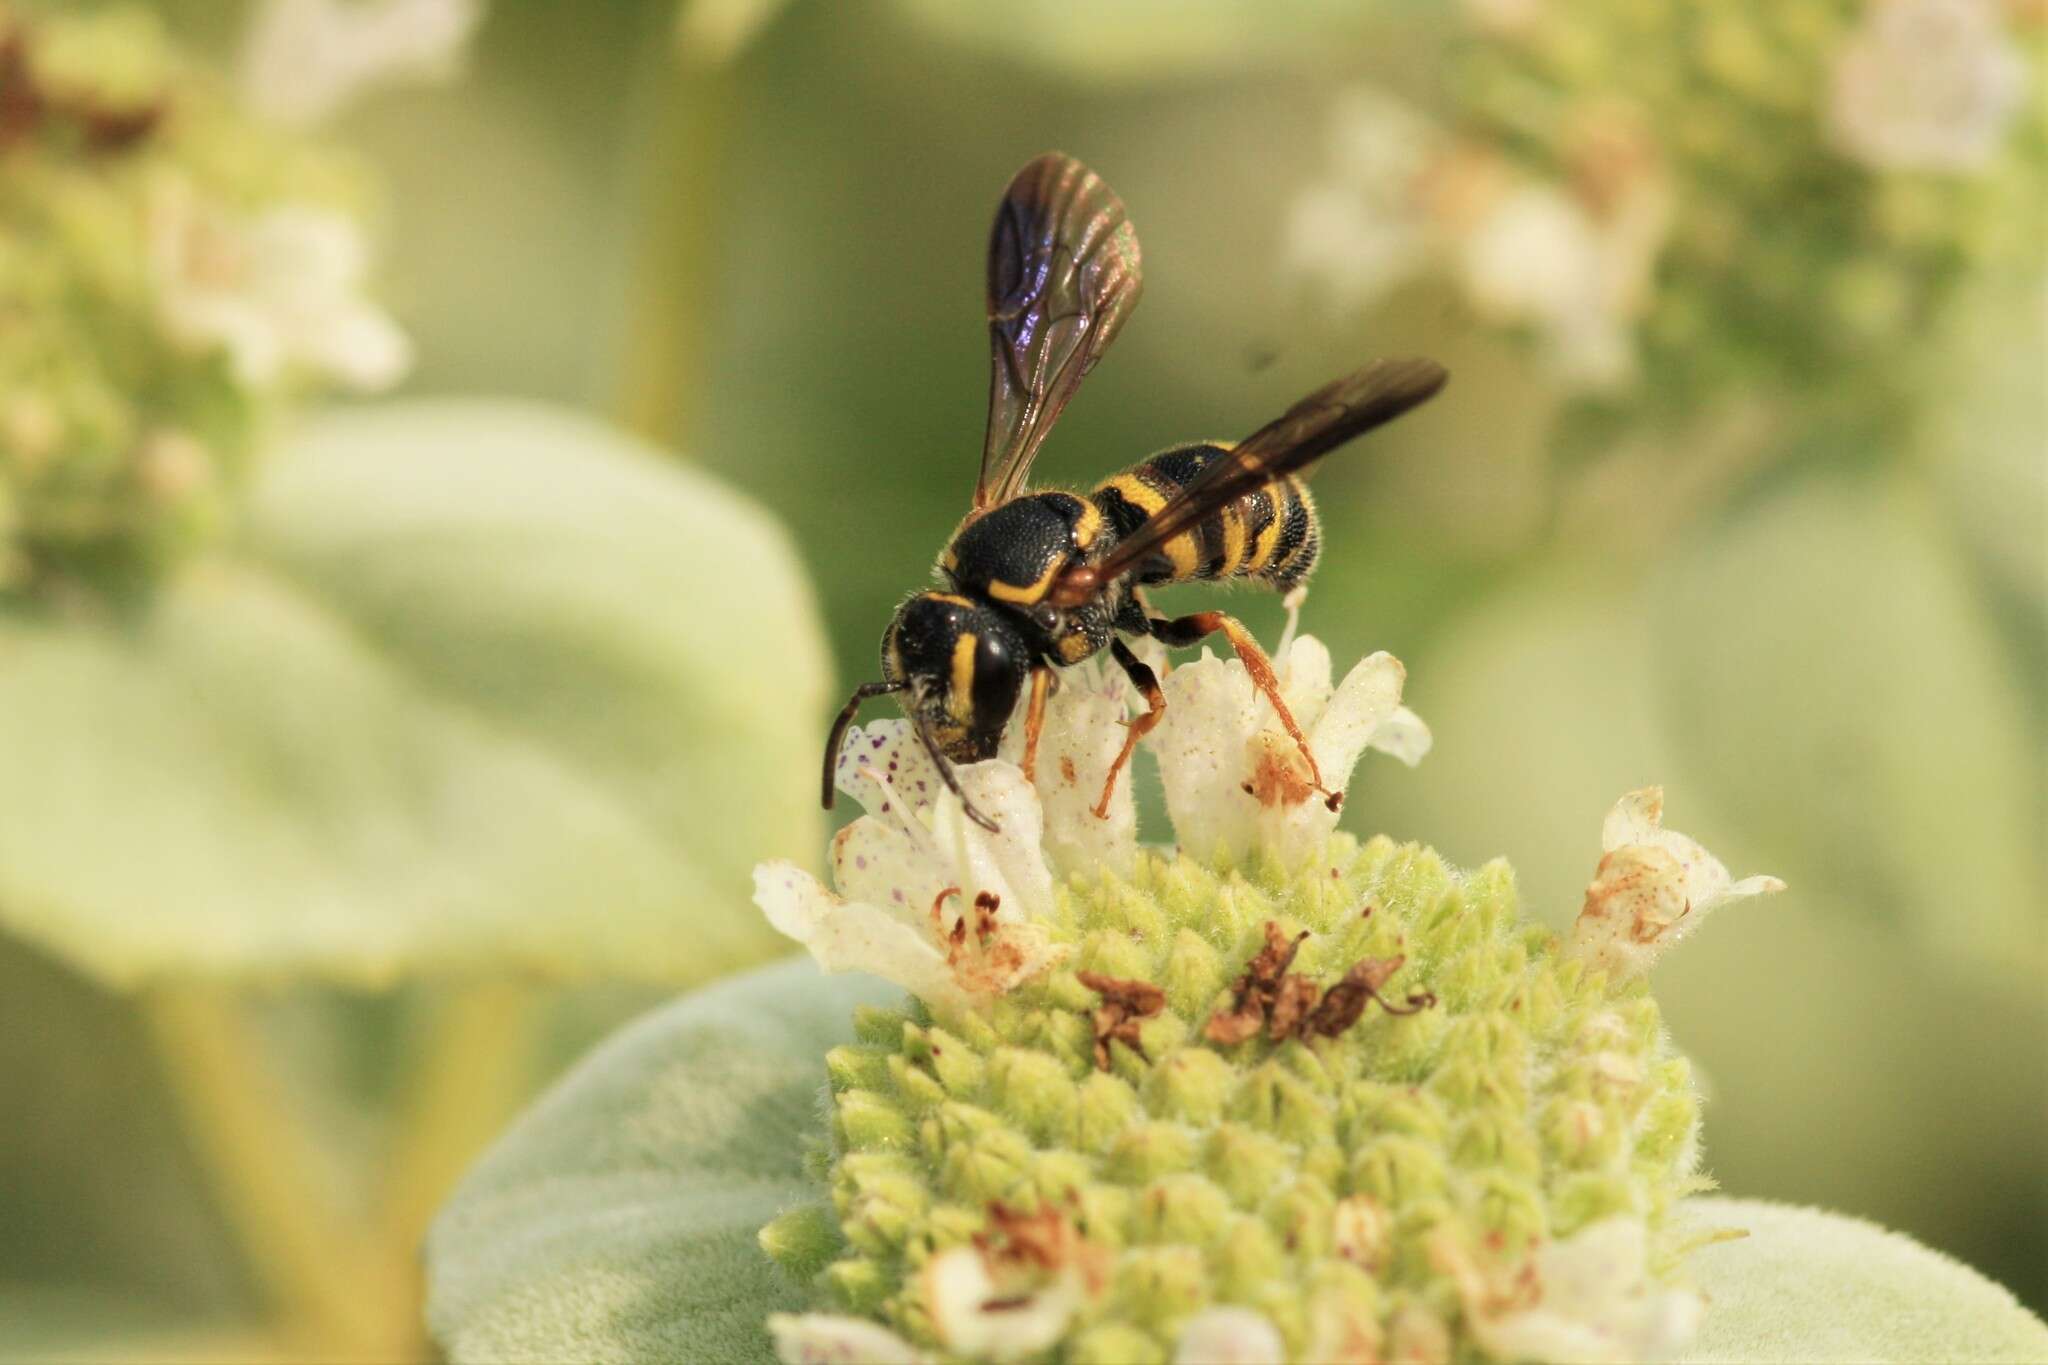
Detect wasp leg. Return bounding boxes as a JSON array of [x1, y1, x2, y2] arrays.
[[1093, 638, 1167, 820], [1021, 665, 1054, 784], [823, 680, 906, 810], [912, 714, 1002, 833], [1147, 609, 1339, 811]]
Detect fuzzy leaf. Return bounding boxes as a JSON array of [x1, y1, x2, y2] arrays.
[[426, 957, 894, 1365], [1676, 1198, 2048, 1364], [426, 961, 2048, 1364], [0, 399, 828, 987]]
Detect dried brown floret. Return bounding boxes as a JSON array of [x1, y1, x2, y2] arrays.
[[1304, 954, 1436, 1037], [1077, 971, 1166, 1070], [1266, 972, 1323, 1041], [1205, 921, 1309, 1044], [1208, 931, 1438, 1046]]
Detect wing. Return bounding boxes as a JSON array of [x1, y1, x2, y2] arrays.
[[1050, 357, 1448, 606], [977, 152, 1143, 510]]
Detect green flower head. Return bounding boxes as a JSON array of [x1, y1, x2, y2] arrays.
[[752, 630, 1781, 1363]]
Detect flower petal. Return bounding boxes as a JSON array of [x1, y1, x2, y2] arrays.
[[830, 815, 941, 918], [834, 720, 945, 825], [1368, 704, 1433, 767], [1147, 646, 1267, 862], [767, 1312, 931, 1364], [998, 656, 1138, 879], [1462, 1218, 1702, 1365], [934, 761, 1054, 923], [1600, 786, 1666, 851], [752, 861, 961, 1007], [1307, 649, 1407, 786], [923, 1247, 1078, 1362], [1576, 790, 1784, 980], [1173, 1306, 1287, 1364]]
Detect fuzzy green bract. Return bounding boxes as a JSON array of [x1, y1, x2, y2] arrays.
[[760, 835, 1699, 1361]]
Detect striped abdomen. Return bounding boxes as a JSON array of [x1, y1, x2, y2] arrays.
[[1091, 443, 1319, 591]]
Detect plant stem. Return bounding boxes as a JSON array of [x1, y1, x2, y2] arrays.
[[612, 26, 734, 449], [142, 986, 396, 1357], [376, 981, 539, 1315]]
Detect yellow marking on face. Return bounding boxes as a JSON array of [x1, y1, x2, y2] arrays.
[[986, 559, 1059, 605], [1071, 499, 1104, 550], [949, 632, 979, 720], [1219, 502, 1248, 576], [1058, 632, 1094, 663], [1104, 473, 1167, 516]]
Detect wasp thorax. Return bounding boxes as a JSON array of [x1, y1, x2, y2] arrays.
[[882, 592, 1030, 761], [943, 492, 1100, 608]]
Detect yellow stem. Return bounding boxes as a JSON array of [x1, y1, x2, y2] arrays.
[[376, 980, 539, 1288], [612, 39, 733, 448], [141, 987, 397, 1357]]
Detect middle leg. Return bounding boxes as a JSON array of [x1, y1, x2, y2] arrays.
[[1146, 608, 1339, 811], [1094, 638, 1167, 820]]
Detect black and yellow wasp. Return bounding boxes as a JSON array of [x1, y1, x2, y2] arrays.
[[825, 153, 1447, 832]]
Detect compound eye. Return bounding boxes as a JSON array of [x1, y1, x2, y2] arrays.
[[970, 629, 1022, 727]]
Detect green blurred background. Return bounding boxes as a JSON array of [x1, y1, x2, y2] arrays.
[[2, 1, 2041, 1359]]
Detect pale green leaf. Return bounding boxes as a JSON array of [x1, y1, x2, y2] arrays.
[[425, 961, 2048, 1364], [1677, 1198, 2048, 1364], [1650, 473, 2042, 976], [888, 0, 1383, 82], [425, 956, 894, 1365], [0, 399, 828, 987]]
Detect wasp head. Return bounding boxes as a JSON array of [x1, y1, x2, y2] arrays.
[[882, 592, 1029, 762]]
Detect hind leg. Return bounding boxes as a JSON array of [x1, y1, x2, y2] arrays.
[[1145, 608, 1339, 811]]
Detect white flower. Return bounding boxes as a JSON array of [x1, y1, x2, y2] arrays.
[[767, 1312, 930, 1364], [996, 652, 1140, 880], [755, 629, 1427, 1007], [1146, 634, 1429, 869], [923, 1245, 1084, 1361], [1282, 88, 1443, 317], [147, 176, 410, 392], [754, 720, 1064, 1012], [1456, 175, 1670, 392], [241, 0, 485, 127], [1570, 787, 1785, 981], [1173, 1307, 1287, 1364], [1829, 0, 2027, 172], [1448, 1218, 1703, 1365]]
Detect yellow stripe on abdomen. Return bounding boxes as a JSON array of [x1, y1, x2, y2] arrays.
[[1218, 502, 1249, 577]]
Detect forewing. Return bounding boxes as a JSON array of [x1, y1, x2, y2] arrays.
[[1060, 358, 1447, 599], [978, 153, 1143, 509]]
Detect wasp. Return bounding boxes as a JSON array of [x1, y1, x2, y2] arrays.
[[824, 153, 1447, 832]]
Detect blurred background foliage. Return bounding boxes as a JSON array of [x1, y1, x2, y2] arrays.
[[0, 0, 2040, 1360]]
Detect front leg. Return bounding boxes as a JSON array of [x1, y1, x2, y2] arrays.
[[1146, 609, 1339, 812], [1019, 664, 1054, 784], [1094, 638, 1167, 820]]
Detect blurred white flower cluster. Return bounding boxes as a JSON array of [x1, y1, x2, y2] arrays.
[[1285, 0, 2042, 423], [241, 0, 484, 126], [1286, 89, 1669, 392], [0, 1, 482, 595]]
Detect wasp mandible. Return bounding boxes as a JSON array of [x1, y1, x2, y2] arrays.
[[824, 153, 1447, 832]]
